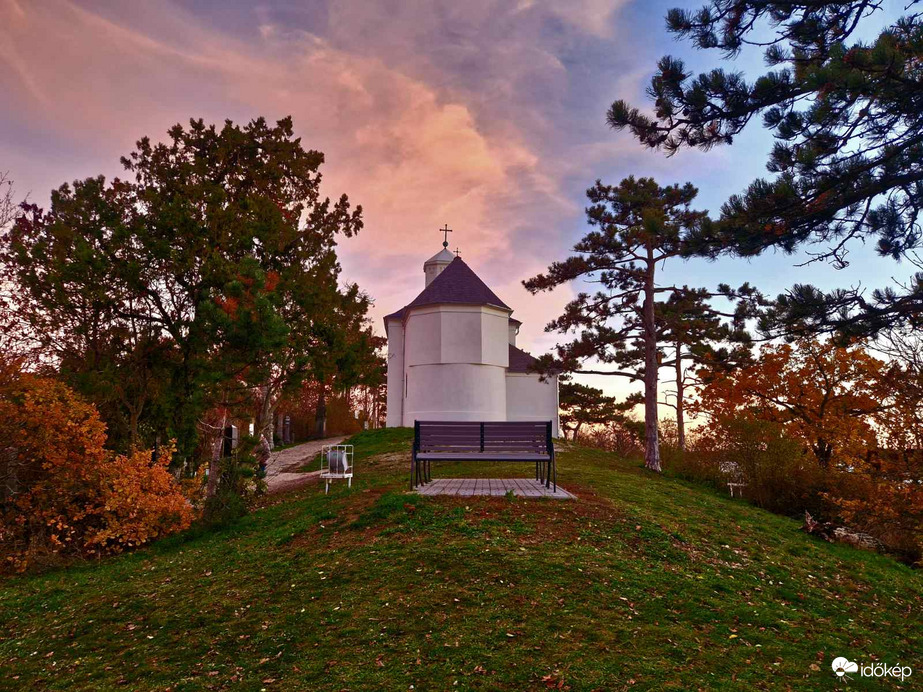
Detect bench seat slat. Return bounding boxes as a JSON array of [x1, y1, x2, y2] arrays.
[[419, 442, 548, 452], [417, 452, 550, 461]]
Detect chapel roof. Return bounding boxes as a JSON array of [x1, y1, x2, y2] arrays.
[[507, 344, 540, 373], [384, 257, 511, 324]]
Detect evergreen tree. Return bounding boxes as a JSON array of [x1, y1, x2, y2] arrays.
[[558, 380, 631, 442], [608, 1, 923, 337], [657, 288, 753, 450], [525, 177, 710, 472]]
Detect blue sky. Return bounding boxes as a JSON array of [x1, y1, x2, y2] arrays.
[[0, 0, 913, 403]]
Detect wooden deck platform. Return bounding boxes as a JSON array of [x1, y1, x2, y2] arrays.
[[414, 478, 575, 499]]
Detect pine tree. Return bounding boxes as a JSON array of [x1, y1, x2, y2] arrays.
[[525, 177, 710, 472], [558, 380, 633, 442], [657, 288, 752, 451], [608, 1, 923, 337]]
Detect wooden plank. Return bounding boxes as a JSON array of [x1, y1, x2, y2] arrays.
[[413, 477, 574, 499]]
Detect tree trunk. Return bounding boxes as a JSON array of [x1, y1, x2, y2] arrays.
[[675, 341, 685, 452], [205, 408, 228, 498], [573, 422, 583, 443], [315, 385, 327, 439], [813, 438, 832, 470], [254, 385, 276, 451], [643, 245, 661, 472]]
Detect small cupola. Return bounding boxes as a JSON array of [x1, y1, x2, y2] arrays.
[[423, 248, 456, 287]]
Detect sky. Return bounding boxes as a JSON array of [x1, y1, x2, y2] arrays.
[[0, 0, 914, 404]]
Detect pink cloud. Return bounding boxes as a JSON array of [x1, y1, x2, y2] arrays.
[[0, 0, 648, 408]]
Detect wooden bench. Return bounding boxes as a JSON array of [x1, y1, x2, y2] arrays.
[[411, 420, 556, 492]]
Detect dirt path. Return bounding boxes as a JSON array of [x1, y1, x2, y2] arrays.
[[264, 436, 346, 493]]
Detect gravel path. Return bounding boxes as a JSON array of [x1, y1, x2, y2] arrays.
[[264, 436, 346, 493]]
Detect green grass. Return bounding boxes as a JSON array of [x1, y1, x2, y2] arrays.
[[1, 429, 920, 690]]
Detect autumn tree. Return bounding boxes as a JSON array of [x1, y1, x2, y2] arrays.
[[874, 324, 923, 451], [3, 118, 364, 497], [608, 1, 923, 337], [525, 176, 740, 471], [844, 342, 923, 556], [248, 269, 376, 450], [694, 339, 892, 469], [345, 334, 388, 430]]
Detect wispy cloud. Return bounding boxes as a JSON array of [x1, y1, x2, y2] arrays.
[[1, 0, 642, 348]]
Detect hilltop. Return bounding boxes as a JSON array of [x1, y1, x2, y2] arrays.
[[1, 428, 919, 690]]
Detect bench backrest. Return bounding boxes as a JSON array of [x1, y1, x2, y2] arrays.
[[415, 421, 551, 455]]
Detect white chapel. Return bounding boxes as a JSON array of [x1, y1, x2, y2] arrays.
[[384, 243, 560, 436]]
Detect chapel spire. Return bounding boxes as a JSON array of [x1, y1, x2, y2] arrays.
[[423, 223, 457, 287]]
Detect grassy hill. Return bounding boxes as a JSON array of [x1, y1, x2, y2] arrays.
[[1, 428, 920, 690]]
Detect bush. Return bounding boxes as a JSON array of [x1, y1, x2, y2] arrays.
[[0, 365, 193, 572], [826, 450, 923, 563], [579, 420, 645, 458], [202, 442, 261, 525], [666, 418, 826, 517]]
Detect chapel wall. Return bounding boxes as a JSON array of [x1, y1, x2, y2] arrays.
[[506, 373, 560, 438]]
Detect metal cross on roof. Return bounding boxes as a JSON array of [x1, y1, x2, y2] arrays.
[[453, 247, 461, 258], [439, 223, 453, 248]]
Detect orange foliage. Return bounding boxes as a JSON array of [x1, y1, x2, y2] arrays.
[[0, 364, 193, 571], [832, 458, 923, 560], [325, 395, 362, 436], [694, 340, 886, 468], [831, 363, 923, 559], [214, 295, 241, 317], [694, 340, 923, 560]]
